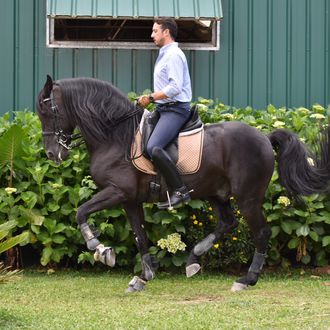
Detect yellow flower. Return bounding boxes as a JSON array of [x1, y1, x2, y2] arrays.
[[213, 243, 219, 249], [208, 215, 214, 220], [5, 187, 17, 195], [191, 214, 196, 220], [198, 222, 203, 226], [208, 207, 213, 211], [193, 220, 198, 225], [232, 237, 238, 241]]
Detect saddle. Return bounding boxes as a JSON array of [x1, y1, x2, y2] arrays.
[[131, 106, 204, 175]]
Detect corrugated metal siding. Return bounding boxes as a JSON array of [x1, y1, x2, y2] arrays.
[[47, 0, 223, 19], [220, 0, 330, 108], [0, 0, 329, 116]]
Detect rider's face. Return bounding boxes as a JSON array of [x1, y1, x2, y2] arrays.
[[151, 23, 167, 47]]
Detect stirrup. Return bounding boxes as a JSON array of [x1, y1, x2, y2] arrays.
[[158, 188, 192, 210]]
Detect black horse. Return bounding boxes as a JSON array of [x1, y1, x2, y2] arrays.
[[36, 75, 330, 292]]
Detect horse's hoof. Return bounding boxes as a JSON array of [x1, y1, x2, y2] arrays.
[[94, 245, 116, 267], [125, 286, 139, 293], [231, 282, 248, 292], [125, 276, 146, 293], [186, 263, 201, 278]]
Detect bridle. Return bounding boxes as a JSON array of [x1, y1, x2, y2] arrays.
[[40, 91, 84, 150], [40, 88, 143, 151]]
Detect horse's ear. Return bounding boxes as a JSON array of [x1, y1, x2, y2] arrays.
[[43, 74, 53, 98]]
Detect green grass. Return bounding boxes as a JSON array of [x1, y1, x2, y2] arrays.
[[0, 270, 329, 330]]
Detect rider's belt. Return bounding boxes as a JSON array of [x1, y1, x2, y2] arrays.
[[157, 101, 189, 107]]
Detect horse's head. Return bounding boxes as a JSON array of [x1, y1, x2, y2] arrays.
[[36, 75, 75, 164]]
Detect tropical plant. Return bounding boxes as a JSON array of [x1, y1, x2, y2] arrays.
[[0, 220, 29, 255]]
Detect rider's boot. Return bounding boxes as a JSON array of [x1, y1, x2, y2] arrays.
[[151, 147, 191, 209]]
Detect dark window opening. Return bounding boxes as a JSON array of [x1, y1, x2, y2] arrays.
[[53, 18, 214, 44]]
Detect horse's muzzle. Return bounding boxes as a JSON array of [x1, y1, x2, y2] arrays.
[[46, 146, 69, 164]]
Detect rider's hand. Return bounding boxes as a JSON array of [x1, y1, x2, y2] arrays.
[[137, 95, 151, 108]]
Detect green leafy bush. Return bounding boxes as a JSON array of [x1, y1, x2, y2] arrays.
[[0, 102, 329, 271], [195, 100, 330, 268]]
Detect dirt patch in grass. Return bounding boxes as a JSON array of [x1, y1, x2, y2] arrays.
[[176, 295, 223, 305], [312, 266, 330, 275]]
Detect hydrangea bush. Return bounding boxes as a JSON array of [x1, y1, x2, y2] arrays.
[[0, 101, 329, 272]]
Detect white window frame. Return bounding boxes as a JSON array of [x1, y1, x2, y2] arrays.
[[46, 18, 220, 51]]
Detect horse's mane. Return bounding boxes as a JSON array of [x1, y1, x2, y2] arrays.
[[57, 77, 142, 155]]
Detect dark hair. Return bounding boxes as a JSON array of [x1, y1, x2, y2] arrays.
[[154, 17, 178, 40]]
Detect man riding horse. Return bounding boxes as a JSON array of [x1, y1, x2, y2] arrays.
[[138, 18, 192, 209]]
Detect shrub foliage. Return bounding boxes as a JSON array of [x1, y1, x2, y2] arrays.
[[0, 102, 329, 271]]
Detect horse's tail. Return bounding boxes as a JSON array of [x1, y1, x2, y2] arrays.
[[267, 127, 330, 198]]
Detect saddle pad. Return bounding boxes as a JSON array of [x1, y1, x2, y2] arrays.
[[131, 129, 204, 175]]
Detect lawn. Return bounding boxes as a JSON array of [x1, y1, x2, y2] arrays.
[[0, 270, 329, 330]]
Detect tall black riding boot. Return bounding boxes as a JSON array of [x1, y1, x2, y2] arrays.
[[151, 147, 191, 209]]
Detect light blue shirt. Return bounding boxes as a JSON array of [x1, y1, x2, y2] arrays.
[[154, 42, 192, 104]]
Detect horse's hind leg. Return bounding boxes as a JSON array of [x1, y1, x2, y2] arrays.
[[186, 199, 238, 277], [231, 199, 271, 292], [124, 202, 158, 293]]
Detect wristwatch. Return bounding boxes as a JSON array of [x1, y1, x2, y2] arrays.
[[148, 94, 155, 103]]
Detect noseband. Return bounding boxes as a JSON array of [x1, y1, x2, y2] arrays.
[[41, 92, 84, 150]]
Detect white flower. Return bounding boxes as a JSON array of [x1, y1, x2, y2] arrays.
[[310, 113, 326, 120], [196, 104, 208, 113], [5, 187, 17, 195], [51, 183, 62, 189], [157, 233, 186, 254], [297, 107, 310, 115], [312, 104, 325, 113], [273, 121, 285, 128], [277, 196, 291, 207], [222, 113, 234, 120]]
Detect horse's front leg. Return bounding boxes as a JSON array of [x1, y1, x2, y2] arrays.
[[123, 202, 158, 293], [76, 184, 126, 266]]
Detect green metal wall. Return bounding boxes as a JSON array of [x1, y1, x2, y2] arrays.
[[0, 0, 329, 115]]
